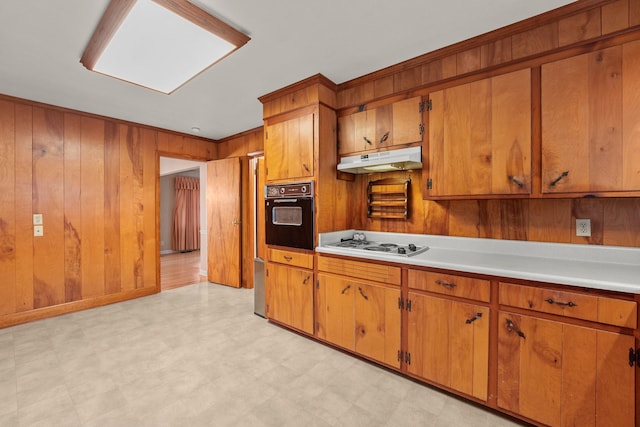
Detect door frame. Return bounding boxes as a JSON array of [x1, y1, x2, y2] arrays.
[[157, 152, 211, 290]]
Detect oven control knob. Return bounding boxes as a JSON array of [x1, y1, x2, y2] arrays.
[[301, 185, 307, 193], [280, 187, 285, 194], [398, 247, 406, 254], [408, 244, 417, 251]]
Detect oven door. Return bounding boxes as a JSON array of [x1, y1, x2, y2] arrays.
[[265, 198, 314, 250]]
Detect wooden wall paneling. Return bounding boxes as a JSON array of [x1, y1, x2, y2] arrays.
[[481, 38, 513, 68], [156, 131, 169, 152], [500, 199, 529, 240], [63, 114, 83, 302], [448, 200, 502, 239], [421, 58, 445, 86], [441, 55, 458, 79], [421, 200, 449, 236], [528, 199, 572, 243], [571, 198, 604, 244], [504, 23, 559, 60], [622, 39, 640, 191], [14, 103, 33, 312], [241, 156, 252, 288], [0, 100, 16, 316], [602, 0, 629, 34], [142, 128, 157, 289], [80, 117, 106, 299], [119, 124, 136, 291], [32, 107, 65, 308], [456, 47, 482, 74], [393, 67, 421, 93], [104, 121, 121, 294], [558, 9, 602, 47], [373, 76, 394, 99], [603, 198, 640, 246]]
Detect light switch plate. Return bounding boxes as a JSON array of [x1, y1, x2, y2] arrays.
[[33, 214, 43, 225], [34, 225, 44, 237]]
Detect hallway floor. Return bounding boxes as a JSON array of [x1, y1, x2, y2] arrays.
[[0, 283, 528, 426]]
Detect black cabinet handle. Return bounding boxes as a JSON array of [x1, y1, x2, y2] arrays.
[[302, 275, 310, 285], [358, 287, 369, 300], [341, 284, 351, 294], [435, 279, 456, 289], [505, 318, 526, 339], [508, 175, 524, 189], [545, 298, 576, 307], [550, 171, 569, 187], [465, 312, 483, 324], [283, 256, 292, 262], [303, 163, 310, 172], [364, 136, 372, 145], [379, 132, 389, 144]]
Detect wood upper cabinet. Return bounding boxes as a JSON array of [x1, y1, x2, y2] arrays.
[[426, 68, 531, 197], [541, 40, 640, 194], [407, 292, 489, 401], [316, 272, 401, 369], [338, 96, 423, 155], [497, 311, 635, 426], [265, 261, 313, 334], [264, 113, 314, 181]]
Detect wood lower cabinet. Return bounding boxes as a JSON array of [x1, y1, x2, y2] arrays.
[[265, 250, 314, 335], [316, 257, 401, 369], [498, 311, 635, 426], [407, 293, 489, 401], [425, 68, 531, 198]]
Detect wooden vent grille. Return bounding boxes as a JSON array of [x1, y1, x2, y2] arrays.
[[367, 178, 410, 219]]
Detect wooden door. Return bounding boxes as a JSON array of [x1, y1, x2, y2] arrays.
[[265, 113, 314, 181], [497, 311, 635, 426], [315, 273, 355, 350], [354, 281, 401, 368], [407, 293, 489, 401], [390, 96, 423, 146], [542, 42, 640, 194], [206, 157, 241, 288], [427, 68, 531, 197]]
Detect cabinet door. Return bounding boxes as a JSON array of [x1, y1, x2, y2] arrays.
[[390, 96, 423, 146], [427, 68, 531, 197], [338, 110, 367, 155], [407, 293, 489, 401], [265, 263, 313, 334], [265, 113, 314, 181], [354, 282, 401, 368], [498, 311, 635, 426], [541, 41, 640, 194], [315, 273, 355, 350]]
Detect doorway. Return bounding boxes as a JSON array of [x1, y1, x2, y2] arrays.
[[159, 156, 207, 290]]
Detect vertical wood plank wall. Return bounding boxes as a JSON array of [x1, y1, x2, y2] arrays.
[[0, 96, 216, 327]]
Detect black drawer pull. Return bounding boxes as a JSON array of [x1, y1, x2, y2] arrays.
[[465, 312, 483, 324], [506, 318, 526, 339], [545, 298, 576, 307], [508, 175, 524, 188], [341, 285, 351, 294], [550, 171, 569, 187], [302, 275, 310, 285], [358, 287, 369, 300], [435, 279, 456, 289], [283, 256, 293, 262]]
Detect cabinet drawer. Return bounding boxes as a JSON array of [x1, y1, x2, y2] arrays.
[[408, 270, 490, 303], [317, 255, 401, 285], [268, 248, 313, 269], [500, 283, 637, 328]]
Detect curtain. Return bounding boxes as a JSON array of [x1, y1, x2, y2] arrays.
[[172, 176, 200, 251]]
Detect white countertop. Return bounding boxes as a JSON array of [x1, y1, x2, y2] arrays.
[[316, 230, 640, 294]]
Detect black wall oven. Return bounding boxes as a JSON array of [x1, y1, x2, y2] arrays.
[[265, 181, 314, 250]]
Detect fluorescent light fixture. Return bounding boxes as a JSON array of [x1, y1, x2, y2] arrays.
[[81, 0, 250, 94]]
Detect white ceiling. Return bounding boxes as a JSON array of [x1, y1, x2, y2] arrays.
[[0, 0, 575, 140]]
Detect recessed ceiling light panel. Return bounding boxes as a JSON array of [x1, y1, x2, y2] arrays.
[[81, 0, 250, 94]]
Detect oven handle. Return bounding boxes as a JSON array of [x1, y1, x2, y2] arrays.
[[273, 198, 299, 203]]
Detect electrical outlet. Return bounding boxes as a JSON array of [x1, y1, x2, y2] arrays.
[[576, 219, 591, 237], [34, 225, 44, 237], [33, 213, 43, 225]]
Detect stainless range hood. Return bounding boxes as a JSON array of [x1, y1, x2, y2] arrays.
[[337, 146, 422, 174]]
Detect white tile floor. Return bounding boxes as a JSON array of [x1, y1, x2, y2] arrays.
[[0, 283, 529, 427]]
